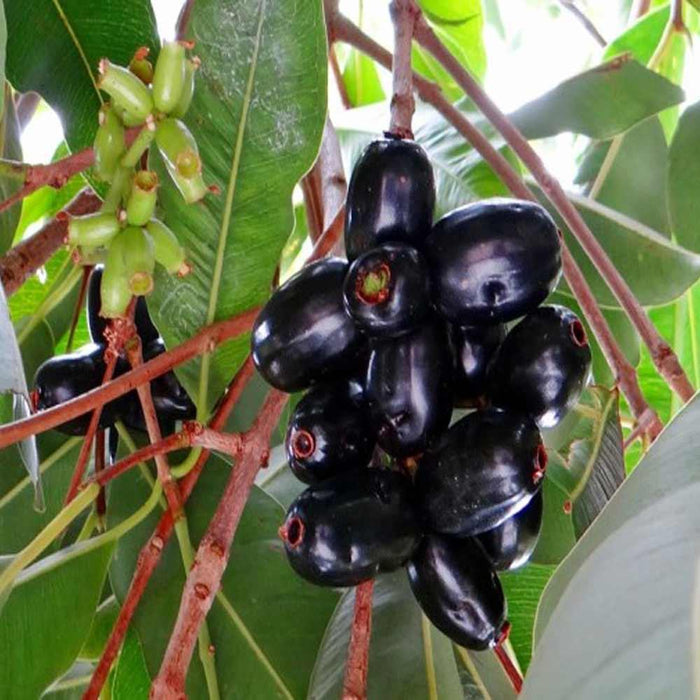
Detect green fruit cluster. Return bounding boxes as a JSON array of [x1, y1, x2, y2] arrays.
[[69, 42, 204, 318]]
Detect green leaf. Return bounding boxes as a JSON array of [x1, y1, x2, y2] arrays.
[[0, 85, 23, 255], [309, 571, 464, 699], [452, 642, 517, 699], [148, 0, 328, 414], [342, 48, 385, 107], [108, 456, 337, 699], [4, 1, 158, 151], [0, 538, 113, 699], [603, 5, 668, 65], [533, 392, 700, 671], [112, 628, 151, 699], [499, 564, 555, 672], [669, 100, 700, 252], [511, 57, 684, 140], [43, 661, 93, 699], [80, 595, 119, 661], [544, 386, 624, 538], [531, 478, 577, 566], [0, 5, 7, 116], [417, 0, 481, 24]]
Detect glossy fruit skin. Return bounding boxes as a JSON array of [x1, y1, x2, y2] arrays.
[[285, 381, 375, 484], [366, 323, 452, 457], [252, 258, 366, 393], [426, 199, 562, 325], [281, 469, 421, 587], [416, 408, 545, 536], [87, 266, 159, 345], [407, 534, 506, 650], [475, 490, 543, 571], [34, 344, 124, 435], [343, 243, 431, 337], [488, 305, 592, 428], [448, 323, 506, 406], [345, 138, 435, 261]]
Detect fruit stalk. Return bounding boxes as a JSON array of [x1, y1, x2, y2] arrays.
[[150, 389, 288, 698], [0, 189, 100, 296], [327, 8, 662, 438], [85, 358, 255, 699], [409, 6, 694, 404], [388, 0, 417, 139], [342, 580, 374, 700], [493, 639, 524, 693]]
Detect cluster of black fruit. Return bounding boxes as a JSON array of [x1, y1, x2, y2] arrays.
[[33, 266, 195, 438], [251, 135, 591, 651]]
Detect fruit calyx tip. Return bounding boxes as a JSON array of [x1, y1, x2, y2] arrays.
[[355, 262, 392, 306]]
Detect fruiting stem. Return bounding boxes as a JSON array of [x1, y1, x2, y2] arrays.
[[558, 1, 607, 47], [388, 0, 416, 138], [121, 123, 155, 168], [342, 580, 375, 700], [493, 642, 523, 694]]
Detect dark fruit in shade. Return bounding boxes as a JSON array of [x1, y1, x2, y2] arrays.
[[407, 534, 506, 650], [280, 469, 421, 587], [345, 137, 435, 261], [343, 243, 431, 338], [366, 323, 452, 457], [285, 381, 375, 484], [488, 305, 592, 428], [87, 266, 159, 345], [34, 344, 124, 435], [426, 199, 562, 325], [416, 408, 546, 536], [475, 490, 543, 571], [449, 323, 506, 406], [251, 258, 365, 393]]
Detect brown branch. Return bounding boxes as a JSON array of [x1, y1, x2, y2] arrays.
[[0, 306, 260, 449], [84, 357, 256, 699], [388, 0, 417, 138], [308, 206, 345, 263], [342, 580, 374, 700], [558, 1, 607, 47], [672, 0, 685, 29], [176, 0, 196, 41], [329, 46, 352, 109], [409, 8, 694, 404], [328, 10, 661, 435], [151, 389, 288, 698], [631, 0, 652, 20], [0, 189, 100, 296]]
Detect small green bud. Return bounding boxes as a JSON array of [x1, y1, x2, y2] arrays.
[[129, 46, 154, 84], [155, 118, 207, 203], [68, 212, 121, 247], [93, 104, 126, 182], [152, 41, 187, 114], [126, 170, 159, 226], [98, 59, 154, 124], [171, 58, 199, 118], [146, 219, 188, 275]]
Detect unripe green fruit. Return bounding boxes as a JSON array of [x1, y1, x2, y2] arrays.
[[93, 104, 125, 182], [171, 58, 198, 118], [68, 212, 120, 247], [155, 118, 207, 203], [112, 102, 144, 128], [126, 170, 159, 226], [101, 236, 131, 318], [122, 226, 156, 296], [98, 59, 154, 124], [146, 219, 188, 275], [101, 166, 133, 214], [152, 41, 187, 114]]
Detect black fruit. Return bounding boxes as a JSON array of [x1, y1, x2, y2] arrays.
[[87, 266, 159, 344], [475, 490, 543, 571], [416, 408, 546, 536], [407, 534, 506, 650], [366, 323, 452, 457], [345, 137, 435, 261], [488, 305, 592, 428], [251, 258, 366, 393], [34, 344, 125, 435], [449, 323, 506, 406], [285, 381, 375, 484], [343, 243, 431, 338], [426, 199, 561, 325], [280, 469, 421, 587]]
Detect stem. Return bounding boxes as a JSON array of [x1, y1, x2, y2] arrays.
[[0, 159, 29, 181], [66, 265, 92, 353], [0, 306, 260, 448], [95, 429, 107, 522], [493, 642, 523, 694], [120, 122, 155, 169], [342, 580, 374, 700], [85, 358, 256, 699], [409, 7, 695, 403], [388, 0, 416, 138], [558, 1, 607, 47], [328, 9, 661, 437]]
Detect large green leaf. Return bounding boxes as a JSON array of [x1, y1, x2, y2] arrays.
[[342, 48, 385, 108], [511, 58, 684, 140], [531, 393, 700, 685], [112, 628, 151, 699], [4, 1, 158, 152], [0, 85, 23, 255], [148, 0, 327, 414], [0, 538, 113, 699], [108, 456, 337, 699], [603, 5, 668, 65]]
